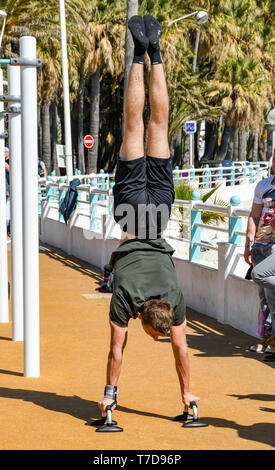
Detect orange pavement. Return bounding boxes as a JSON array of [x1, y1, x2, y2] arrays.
[[1, 243, 274, 450]]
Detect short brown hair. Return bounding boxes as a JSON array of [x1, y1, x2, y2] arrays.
[[141, 299, 174, 335]]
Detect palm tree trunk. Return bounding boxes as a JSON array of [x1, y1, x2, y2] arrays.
[[217, 124, 232, 160], [252, 126, 260, 161], [169, 129, 182, 167], [41, 99, 51, 173], [238, 129, 248, 161], [258, 136, 266, 161], [89, 67, 100, 173], [267, 127, 273, 160], [122, 0, 139, 139], [232, 127, 239, 161], [38, 104, 42, 159], [78, 67, 85, 174], [123, 0, 138, 99], [202, 121, 218, 161], [194, 121, 201, 167], [225, 125, 237, 160]]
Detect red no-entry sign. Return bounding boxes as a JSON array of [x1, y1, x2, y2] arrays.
[[84, 135, 94, 148]]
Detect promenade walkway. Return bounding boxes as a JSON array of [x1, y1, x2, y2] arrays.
[[1, 243, 275, 450]]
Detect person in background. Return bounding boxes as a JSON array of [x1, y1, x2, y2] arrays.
[[38, 158, 47, 178], [252, 251, 275, 294], [5, 147, 10, 199], [5, 147, 11, 237], [244, 152, 275, 355]]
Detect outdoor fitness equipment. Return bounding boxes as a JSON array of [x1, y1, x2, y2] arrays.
[[92, 400, 207, 432], [0, 36, 41, 378], [174, 401, 208, 428], [92, 404, 123, 433]]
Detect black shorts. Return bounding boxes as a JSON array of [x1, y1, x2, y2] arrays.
[[113, 156, 175, 238]]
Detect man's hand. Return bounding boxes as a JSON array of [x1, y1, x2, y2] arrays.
[[244, 203, 262, 265], [98, 397, 116, 415], [270, 215, 275, 228], [183, 392, 200, 408], [244, 245, 253, 265]]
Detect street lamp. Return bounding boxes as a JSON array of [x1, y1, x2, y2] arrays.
[[0, 9, 7, 48], [58, 0, 73, 182], [168, 11, 208, 27], [168, 11, 209, 167], [168, 11, 209, 71]]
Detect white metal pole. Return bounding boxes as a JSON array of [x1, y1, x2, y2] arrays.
[[20, 36, 40, 377], [59, 0, 73, 182], [190, 133, 193, 167], [0, 67, 9, 323], [8, 65, 24, 341]]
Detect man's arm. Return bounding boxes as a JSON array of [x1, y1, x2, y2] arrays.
[[244, 202, 263, 265], [98, 320, 128, 414], [170, 320, 200, 407]]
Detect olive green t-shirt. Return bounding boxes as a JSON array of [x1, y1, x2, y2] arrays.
[[109, 238, 186, 328]]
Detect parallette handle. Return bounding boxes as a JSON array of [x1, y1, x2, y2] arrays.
[[190, 401, 199, 420]]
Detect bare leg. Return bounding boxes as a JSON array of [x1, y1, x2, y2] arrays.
[[147, 64, 169, 159], [120, 63, 145, 160]]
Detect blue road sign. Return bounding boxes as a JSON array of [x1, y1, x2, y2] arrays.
[[185, 121, 197, 134]]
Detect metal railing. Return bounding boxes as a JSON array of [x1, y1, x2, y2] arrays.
[[40, 174, 252, 264], [172, 161, 270, 189]]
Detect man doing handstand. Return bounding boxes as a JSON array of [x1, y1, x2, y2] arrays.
[[99, 15, 199, 416]]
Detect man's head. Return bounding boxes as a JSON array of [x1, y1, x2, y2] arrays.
[[5, 147, 9, 160], [138, 299, 174, 340]]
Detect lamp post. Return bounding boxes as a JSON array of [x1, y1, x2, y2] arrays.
[[59, 0, 73, 182], [168, 11, 209, 167], [168, 11, 208, 70], [168, 10, 208, 27]]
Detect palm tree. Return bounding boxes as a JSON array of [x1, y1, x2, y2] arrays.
[[1, 0, 62, 172], [37, 35, 63, 172], [174, 180, 229, 238], [2, 0, 274, 171], [67, 0, 125, 172], [1, 0, 81, 173], [200, 0, 274, 161], [206, 55, 272, 160]]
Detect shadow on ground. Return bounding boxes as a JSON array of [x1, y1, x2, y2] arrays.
[[0, 387, 274, 448], [39, 243, 103, 287], [200, 416, 275, 448], [159, 307, 275, 369]]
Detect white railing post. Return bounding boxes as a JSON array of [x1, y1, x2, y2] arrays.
[[8, 64, 24, 340], [0, 67, 9, 322], [20, 36, 40, 377]]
